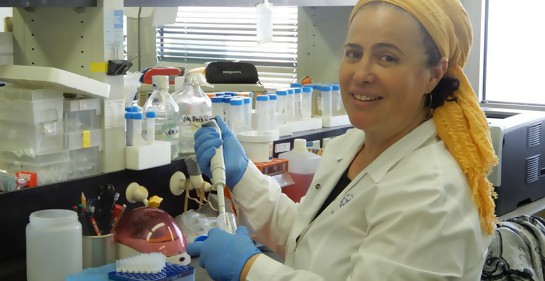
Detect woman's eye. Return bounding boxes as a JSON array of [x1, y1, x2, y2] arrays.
[[345, 50, 362, 60], [380, 54, 398, 63]]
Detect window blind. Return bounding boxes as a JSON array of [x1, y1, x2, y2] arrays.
[[156, 6, 298, 90]]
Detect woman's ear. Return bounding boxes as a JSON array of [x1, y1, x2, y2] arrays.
[[425, 57, 449, 93]]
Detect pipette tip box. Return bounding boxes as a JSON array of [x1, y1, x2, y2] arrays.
[[107, 263, 195, 281]]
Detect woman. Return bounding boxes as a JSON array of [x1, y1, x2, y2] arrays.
[[187, 0, 498, 280]]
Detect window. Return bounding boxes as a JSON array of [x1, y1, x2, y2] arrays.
[[156, 6, 298, 90], [482, 0, 545, 106]]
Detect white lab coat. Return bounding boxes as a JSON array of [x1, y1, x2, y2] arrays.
[[231, 119, 492, 281]]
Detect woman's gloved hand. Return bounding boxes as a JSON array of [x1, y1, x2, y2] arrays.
[[194, 116, 248, 189], [186, 226, 261, 281]]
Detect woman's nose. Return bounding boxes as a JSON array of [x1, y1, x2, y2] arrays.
[[352, 59, 376, 84]]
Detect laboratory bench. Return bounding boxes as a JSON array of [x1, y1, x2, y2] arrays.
[[0, 125, 351, 280]]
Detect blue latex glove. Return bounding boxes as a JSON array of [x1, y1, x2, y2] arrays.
[[194, 116, 248, 189], [186, 226, 261, 281]]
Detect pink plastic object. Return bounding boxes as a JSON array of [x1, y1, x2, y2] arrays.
[[114, 207, 187, 257]]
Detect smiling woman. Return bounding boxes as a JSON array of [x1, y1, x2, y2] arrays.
[[185, 1, 499, 280]]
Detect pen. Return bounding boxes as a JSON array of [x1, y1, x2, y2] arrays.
[[110, 204, 126, 232], [85, 209, 102, 236]]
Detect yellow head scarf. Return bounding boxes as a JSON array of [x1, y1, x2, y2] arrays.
[[349, 0, 498, 234]]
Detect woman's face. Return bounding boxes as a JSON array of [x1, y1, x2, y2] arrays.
[[339, 4, 442, 137]]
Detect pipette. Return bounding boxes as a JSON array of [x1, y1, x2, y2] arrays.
[[201, 119, 236, 234]]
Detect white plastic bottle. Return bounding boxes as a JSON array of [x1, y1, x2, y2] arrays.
[[26, 209, 82, 281], [331, 83, 343, 116], [143, 75, 180, 159], [278, 138, 321, 202], [172, 70, 212, 155]]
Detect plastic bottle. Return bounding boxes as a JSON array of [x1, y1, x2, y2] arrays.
[[143, 75, 180, 159], [211, 96, 224, 120], [301, 86, 313, 120], [171, 69, 212, 155], [275, 90, 288, 125], [331, 83, 343, 116], [26, 209, 82, 281], [292, 87, 303, 121], [278, 139, 321, 202], [228, 98, 244, 135], [319, 85, 333, 117], [266, 94, 278, 130], [255, 95, 270, 134], [243, 97, 252, 131], [145, 111, 156, 144]]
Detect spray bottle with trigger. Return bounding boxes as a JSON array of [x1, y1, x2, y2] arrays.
[[201, 118, 237, 234]]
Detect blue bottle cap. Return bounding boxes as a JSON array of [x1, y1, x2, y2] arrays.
[[211, 96, 224, 103], [256, 95, 269, 101], [268, 94, 278, 100], [290, 83, 303, 88], [133, 112, 143, 119], [145, 111, 157, 118], [302, 86, 313, 93], [230, 98, 244, 106]]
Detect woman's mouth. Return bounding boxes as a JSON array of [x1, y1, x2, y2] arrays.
[[353, 93, 382, 101]]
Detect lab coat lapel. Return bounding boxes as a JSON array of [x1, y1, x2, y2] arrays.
[[284, 129, 365, 264]]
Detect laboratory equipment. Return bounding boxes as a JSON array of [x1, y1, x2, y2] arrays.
[[201, 119, 236, 234], [114, 206, 191, 266]]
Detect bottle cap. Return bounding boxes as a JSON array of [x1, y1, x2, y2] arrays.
[[256, 95, 269, 101], [211, 96, 224, 103], [230, 98, 244, 106], [146, 111, 157, 118], [290, 83, 303, 88], [294, 138, 308, 152]]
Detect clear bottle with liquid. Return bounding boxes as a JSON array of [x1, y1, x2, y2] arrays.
[[278, 138, 321, 202], [143, 75, 180, 159], [171, 70, 212, 155]]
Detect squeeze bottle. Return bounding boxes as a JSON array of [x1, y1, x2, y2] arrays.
[[278, 138, 321, 202]]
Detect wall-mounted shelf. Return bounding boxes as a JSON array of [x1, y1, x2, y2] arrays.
[[0, 0, 97, 7], [124, 0, 357, 7]]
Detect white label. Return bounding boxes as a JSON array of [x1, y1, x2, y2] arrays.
[[275, 142, 291, 154], [104, 99, 125, 129]]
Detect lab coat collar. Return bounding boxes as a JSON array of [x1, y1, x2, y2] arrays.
[[343, 119, 437, 184]]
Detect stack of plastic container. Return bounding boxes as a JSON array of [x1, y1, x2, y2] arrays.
[[64, 97, 103, 180], [0, 86, 68, 186]]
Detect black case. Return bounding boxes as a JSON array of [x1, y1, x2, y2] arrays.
[[205, 61, 259, 84]]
